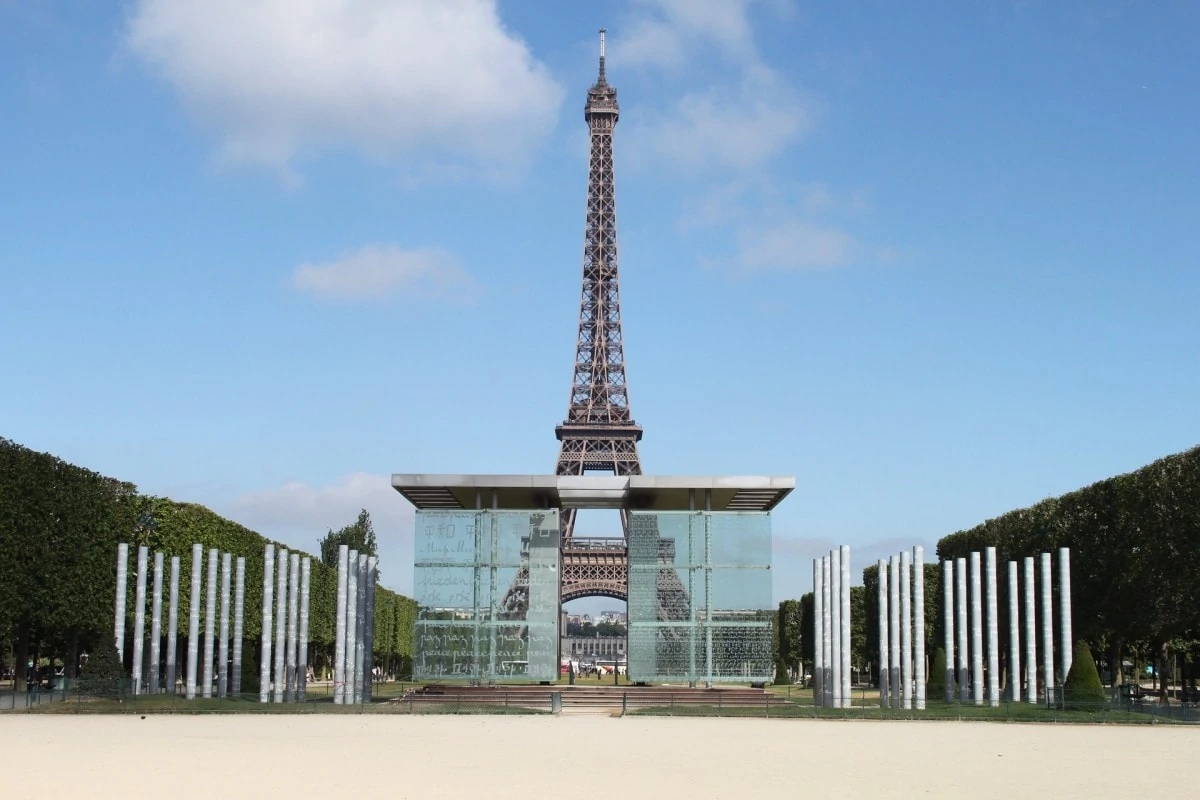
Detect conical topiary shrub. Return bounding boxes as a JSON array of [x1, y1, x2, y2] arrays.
[[927, 647, 948, 699], [1063, 640, 1106, 709], [78, 635, 125, 699]]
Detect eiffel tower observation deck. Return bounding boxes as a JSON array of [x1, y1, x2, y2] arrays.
[[393, 32, 794, 687]]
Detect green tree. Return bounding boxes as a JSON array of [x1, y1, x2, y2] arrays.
[[777, 599, 803, 680], [1063, 640, 1106, 708], [78, 634, 125, 698], [319, 509, 378, 572], [927, 647, 948, 699]]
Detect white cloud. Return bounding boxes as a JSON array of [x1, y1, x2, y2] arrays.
[[291, 244, 478, 302], [225, 472, 414, 593], [734, 220, 860, 273], [124, 0, 564, 180], [612, 0, 792, 68], [625, 72, 813, 172]]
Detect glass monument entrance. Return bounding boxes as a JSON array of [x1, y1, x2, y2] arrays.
[[399, 475, 792, 686]]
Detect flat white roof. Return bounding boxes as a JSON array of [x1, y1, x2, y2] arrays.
[[391, 474, 794, 512]]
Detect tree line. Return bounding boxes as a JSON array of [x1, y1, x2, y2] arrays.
[[0, 437, 416, 692], [772, 444, 1200, 688]]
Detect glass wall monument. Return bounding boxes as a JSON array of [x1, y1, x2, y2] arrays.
[[627, 511, 773, 684], [413, 510, 560, 683]]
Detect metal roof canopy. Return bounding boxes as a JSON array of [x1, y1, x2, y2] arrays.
[[391, 474, 794, 513]]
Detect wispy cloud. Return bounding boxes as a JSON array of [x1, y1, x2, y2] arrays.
[[124, 0, 564, 183], [225, 472, 414, 593], [291, 244, 479, 303]]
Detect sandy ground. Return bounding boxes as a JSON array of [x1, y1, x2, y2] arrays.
[[0, 715, 1195, 798]]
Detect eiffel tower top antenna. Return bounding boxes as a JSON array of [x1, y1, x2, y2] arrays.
[[598, 28, 607, 84]]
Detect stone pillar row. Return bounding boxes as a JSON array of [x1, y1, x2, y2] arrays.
[[114, 542, 307, 701], [811, 546, 851, 709], [877, 546, 925, 710], [260, 544, 312, 704], [333, 545, 377, 704], [940, 547, 1072, 706]]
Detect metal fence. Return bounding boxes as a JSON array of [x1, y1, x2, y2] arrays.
[[3, 681, 1198, 722]]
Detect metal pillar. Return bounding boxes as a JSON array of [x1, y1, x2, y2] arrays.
[[821, 556, 832, 706], [298, 557, 311, 702], [150, 551, 163, 694], [232, 556, 245, 696], [1059, 547, 1072, 681], [888, 555, 900, 708], [334, 545, 348, 704], [186, 543, 201, 700], [203, 548, 217, 699], [345, 549, 359, 704], [273, 548, 288, 703], [829, 548, 841, 709], [913, 546, 926, 710], [287, 552, 299, 701], [970, 551, 983, 705], [115, 543, 129, 664], [813, 559, 824, 706], [218, 552, 231, 698], [839, 545, 851, 709], [364, 555, 377, 702], [259, 543, 274, 703], [167, 556, 179, 693], [132, 545, 148, 695], [985, 547, 1000, 707], [1023, 556, 1037, 704], [1008, 560, 1020, 702], [942, 559, 954, 702], [877, 558, 889, 707], [1040, 552, 1054, 705], [955, 556, 968, 703], [354, 553, 367, 704], [900, 549, 912, 710]]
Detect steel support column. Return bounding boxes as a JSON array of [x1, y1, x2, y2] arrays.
[[942, 559, 954, 703], [913, 546, 926, 710], [877, 558, 889, 707], [186, 543, 201, 700], [150, 551, 163, 694], [1023, 556, 1037, 704], [970, 552, 983, 705], [259, 543, 274, 703], [167, 556, 179, 693], [1008, 560, 1020, 702], [985, 547, 1000, 707]]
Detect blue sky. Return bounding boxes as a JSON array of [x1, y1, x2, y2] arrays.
[[2, 1, 1198, 609]]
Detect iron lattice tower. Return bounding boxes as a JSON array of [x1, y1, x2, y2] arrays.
[[554, 29, 643, 544]]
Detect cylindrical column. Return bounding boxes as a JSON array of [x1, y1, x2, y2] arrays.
[[1040, 552, 1054, 705], [354, 553, 368, 704], [888, 555, 900, 708], [955, 556, 968, 702], [166, 556, 180, 693], [839, 545, 851, 708], [1023, 556, 1037, 704], [273, 548, 288, 703], [942, 559, 954, 703], [115, 543, 129, 665], [1059, 547, 1072, 682], [232, 556, 245, 696], [900, 549, 912, 710], [364, 555, 377, 702], [913, 546, 926, 710], [970, 551, 983, 705], [878, 561, 888, 705], [259, 543, 275, 703], [299, 557, 311, 702], [1008, 560, 1020, 702], [877, 558, 889, 707], [345, 549, 359, 704], [287, 552, 300, 702], [186, 543, 202, 700], [985, 547, 1000, 707], [334, 545, 349, 704], [132, 545, 148, 695], [150, 551, 164, 694], [218, 552, 231, 698], [203, 548, 218, 699], [812, 559, 824, 707], [821, 557, 832, 706], [829, 548, 841, 709]]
